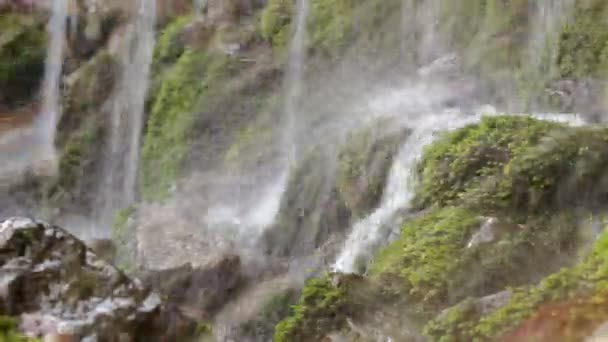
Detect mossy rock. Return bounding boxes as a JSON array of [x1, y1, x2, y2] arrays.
[[260, 0, 293, 47], [425, 225, 608, 341], [0, 14, 46, 109], [556, 0, 608, 79], [262, 145, 350, 257], [140, 50, 231, 201], [260, 0, 355, 57], [336, 120, 409, 219], [42, 52, 117, 212], [413, 115, 608, 217], [238, 288, 301, 340], [153, 15, 192, 69]]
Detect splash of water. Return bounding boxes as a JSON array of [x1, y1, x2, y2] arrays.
[[36, 0, 68, 164], [97, 0, 157, 230]]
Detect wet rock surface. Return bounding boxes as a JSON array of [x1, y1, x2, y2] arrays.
[[0, 217, 175, 340], [140, 254, 244, 321]]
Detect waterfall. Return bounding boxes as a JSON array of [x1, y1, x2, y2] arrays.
[[400, 0, 442, 66], [527, 0, 575, 77], [283, 0, 311, 166], [97, 0, 157, 231], [333, 107, 489, 273], [36, 0, 68, 166]]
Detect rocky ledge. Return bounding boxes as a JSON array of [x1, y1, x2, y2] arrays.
[[0, 217, 194, 341]]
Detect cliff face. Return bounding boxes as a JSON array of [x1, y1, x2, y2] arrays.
[[2, 0, 608, 341]]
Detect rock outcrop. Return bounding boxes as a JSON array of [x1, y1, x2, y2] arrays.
[[0, 217, 163, 340]]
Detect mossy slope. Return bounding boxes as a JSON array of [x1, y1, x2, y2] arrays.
[[275, 115, 608, 341]]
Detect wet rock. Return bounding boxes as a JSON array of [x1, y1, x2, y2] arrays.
[[141, 254, 244, 320], [86, 239, 116, 264], [547, 78, 605, 122], [0, 217, 161, 340], [477, 290, 512, 315], [467, 217, 521, 248]]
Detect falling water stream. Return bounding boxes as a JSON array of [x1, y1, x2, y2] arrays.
[[97, 0, 157, 232], [36, 0, 68, 166], [283, 0, 311, 166]]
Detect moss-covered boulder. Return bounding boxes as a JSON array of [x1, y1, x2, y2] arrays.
[[426, 226, 608, 341], [0, 13, 46, 109]]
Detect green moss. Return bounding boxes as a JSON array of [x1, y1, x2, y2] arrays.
[[373, 115, 608, 340], [0, 14, 46, 108], [239, 288, 300, 339], [556, 0, 608, 78], [308, 0, 354, 57], [43, 52, 116, 209], [153, 15, 192, 68], [370, 207, 481, 313], [140, 50, 230, 201], [413, 115, 608, 218], [425, 227, 608, 341], [274, 277, 347, 342], [260, 0, 293, 46], [0, 316, 39, 342]]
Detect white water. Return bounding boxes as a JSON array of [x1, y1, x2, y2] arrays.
[[283, 0, 311, 166], [36, 0, 68, 164], [98, 0, 157, 230], [333, 107, 490, 273]]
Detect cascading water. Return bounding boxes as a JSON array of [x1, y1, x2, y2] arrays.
[[283, 0, 310, 166], [333, 106, 491, 273], [36, 0, 68, 167], [97, 0, 157, 231]]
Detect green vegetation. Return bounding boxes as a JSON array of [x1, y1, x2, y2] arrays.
[[0, 316, 39, 342], [426, 228, 608, 341], [274, 277, 347, 342], [413, 115, 608, 217], [556, 0, 608, 78], [260, 0, 293, 48], [371, 207, 481, 313], [260, 0, 355, 56], [140, 50, 230, 200], [153, 15, 192, 68], [0, 14, 46, 108], [38, 52, 116, 211]]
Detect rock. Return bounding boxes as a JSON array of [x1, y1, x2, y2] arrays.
[[141, 254, 244, 320], [467, 217, 501, 248], [477, 290, 512, 315], [467, 217, 520, 248], [0, 217, 162, 340], [587, 321, 608, 342], [86, 239, 116, 264]]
